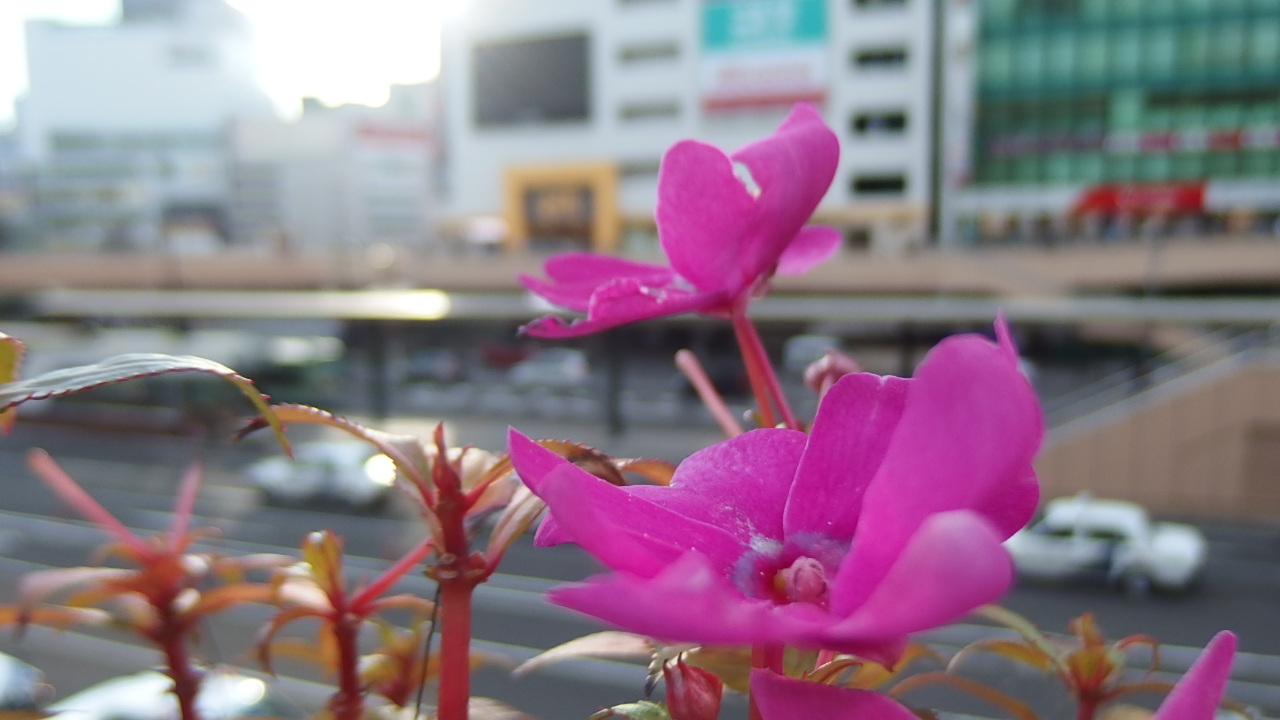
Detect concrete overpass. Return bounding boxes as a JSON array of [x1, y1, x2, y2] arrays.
[[1, 234, 1278, 299]]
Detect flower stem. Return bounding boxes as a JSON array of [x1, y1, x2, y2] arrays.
[[436, 574, 477, 720], [748, 644, 784, 720], [675, 349, 743, 437], [731, 310, 799, 430]]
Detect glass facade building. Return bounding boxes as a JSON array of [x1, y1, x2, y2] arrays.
[[973, 0, 1280, 187]]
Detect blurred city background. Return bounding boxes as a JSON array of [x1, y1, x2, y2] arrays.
[[0, 1, 1279, 717]]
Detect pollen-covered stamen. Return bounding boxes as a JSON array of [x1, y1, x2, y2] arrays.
[[772, 556, 830, 607]]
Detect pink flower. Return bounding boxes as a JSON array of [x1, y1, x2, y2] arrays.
[[509, 320, 1042, 661], [749, 670, 918, 720], [1154, 632, 1236, 720], [520, 103, 840, 337]]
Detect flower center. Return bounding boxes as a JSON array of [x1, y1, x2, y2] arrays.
[[771, 556, 829, 608]]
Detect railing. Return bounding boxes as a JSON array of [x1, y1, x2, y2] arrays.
[[1043, 325, 1280, 430]]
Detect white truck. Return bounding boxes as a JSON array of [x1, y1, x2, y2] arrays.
[[1004, 494, 1208, 596]]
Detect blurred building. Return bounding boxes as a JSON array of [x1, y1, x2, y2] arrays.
[[228, 84, 438, 258], [437, 0, 967, 256], [15, 0, 274, 252], [954, 0, 1280, 244]]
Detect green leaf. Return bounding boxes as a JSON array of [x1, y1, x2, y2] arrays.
[[0, 353, 288, 452]]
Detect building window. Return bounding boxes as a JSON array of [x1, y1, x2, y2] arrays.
[[618, 41, 680, 63], [851, 174, 907, 195], [852, 0, 907, 9], [851, 110, 908, 135], [620, 159, 661, 178], [619, 101, 680, 121], [852, 47, 908, 69]]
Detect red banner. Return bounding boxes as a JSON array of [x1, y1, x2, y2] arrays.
[[1072, 182, 1206, 215]]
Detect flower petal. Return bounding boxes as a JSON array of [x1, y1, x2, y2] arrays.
[[827, 510, 1013, 641], [520, 282, 726, 338], [548, 553, 825, 646], [776, 225, 842, 276], [519, 254, 677, 312], [1154, 631, 1236, 720], [657, 104, 838, 295], [784, 373, 907, 540], [832, 327, 1042, 613], [509, 430, 743, 577], [729, 104, 840, 283], [750, 670, 921, 720], [625, 428, 804, 546], [656, 138, 758, 293]]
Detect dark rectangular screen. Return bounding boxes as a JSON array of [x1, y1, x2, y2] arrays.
[[473, 34, 590, 126]]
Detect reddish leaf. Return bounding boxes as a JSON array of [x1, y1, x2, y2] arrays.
[[256, 605, 328, 676], [0, 604, 111, 630], [236, 404, 427, 489], [615, 458, 678, 486], [950, 639, 1056, 674], [0, 353, 288, 452], [17, 567, 134, 610], [890, 672, 1043, 720], [485, 485, 545, 568], [187, 583, 278, 617], [26, 452, 148, 555], [514, 631, 655, 677]]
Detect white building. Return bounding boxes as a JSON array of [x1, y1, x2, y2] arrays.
[[16, 0, 274, 251], [438, 0, 967, 255], [228, 84, 438, 257]]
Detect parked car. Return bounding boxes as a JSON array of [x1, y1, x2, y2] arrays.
[[405, 348, 463, 383], [1004, 494, 1208, 596], [48, 669, 305, 720], [245, 440, 397, 511], [507, 348, 590, 388]]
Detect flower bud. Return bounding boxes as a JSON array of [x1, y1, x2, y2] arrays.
[[803, 350, 862, 397], [663, 657, 723, 720]]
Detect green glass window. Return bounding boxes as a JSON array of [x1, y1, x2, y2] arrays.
[[1077, 31, 1109, 81], [1137, 153, 1172, 181], [1145, 28, 1179, 79]]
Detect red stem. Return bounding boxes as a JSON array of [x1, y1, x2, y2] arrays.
[[1076, 698, 1099, 720], [155, 604, 201, 720], [329, 617, 364, 720], [731, 310, 799, 430], [436, 575, 476, 720]]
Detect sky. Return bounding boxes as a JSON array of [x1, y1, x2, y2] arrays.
[[0, 0, 453, 126]]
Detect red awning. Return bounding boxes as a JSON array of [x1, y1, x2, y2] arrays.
[[1072, 182, 1205, 215]]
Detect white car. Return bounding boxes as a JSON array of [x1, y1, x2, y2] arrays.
[[1004, 495, 1208, 596], [245, 440, 398, 511]]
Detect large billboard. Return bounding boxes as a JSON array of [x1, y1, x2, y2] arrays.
[[473, 34, 590, 127], [700, 0, 828, 112]]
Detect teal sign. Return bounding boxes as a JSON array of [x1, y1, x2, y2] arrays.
[[702, 0, 827, 52]]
